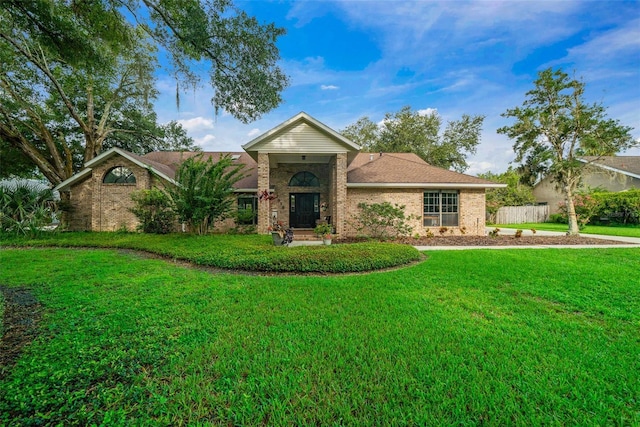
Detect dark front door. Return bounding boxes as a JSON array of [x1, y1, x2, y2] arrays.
[[290, 193, 320, 228]]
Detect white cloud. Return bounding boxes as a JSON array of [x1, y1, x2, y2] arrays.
[[247, 128, 261, 137], [196, 134, 216, 150], [466, 161, 496, 176], [321, 84, 339, 90], [562, 18, 640, 63], [417, 108, 437, 117], [177, 117, 215, 133]]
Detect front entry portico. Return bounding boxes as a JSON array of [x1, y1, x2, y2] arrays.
[[242, 112, 360, 236]]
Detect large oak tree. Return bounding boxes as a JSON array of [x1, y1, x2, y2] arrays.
[[0, 0, 287, 185], [498, 68, 635, 235], [341, 106, 484, 173]]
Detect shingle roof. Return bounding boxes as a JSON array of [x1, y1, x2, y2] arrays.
[[347, 153, 500, 186], [580, 156, 640, 178], [142, 151, 258, 189]]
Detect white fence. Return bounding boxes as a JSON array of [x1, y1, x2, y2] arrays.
[[495, 205, 549, 224]]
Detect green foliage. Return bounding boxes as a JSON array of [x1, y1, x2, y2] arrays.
[[313, 223, 332, 237], [353, 202, 414, 239], [166, 154, 246, 235], [592, 189, 640, 225], [0, 233, 421, 274], [129, 189, 175, 234], [498, 68, 636, 234], [549, 213, 566, 224], [0, 181, 56, 236], [478, 167, 535, 218], [553, 190, 640, 227], [341, 106, 484, 172], [1, 248, 638, 425], [557, 192, 601, 229], [1, 0, 287, 185]]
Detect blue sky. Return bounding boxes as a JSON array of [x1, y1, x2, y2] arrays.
[[154, 0, 640, 175]]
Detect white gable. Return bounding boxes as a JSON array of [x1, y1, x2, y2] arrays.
[[242, 112, 360, 158], [257, 122, 349, 153]]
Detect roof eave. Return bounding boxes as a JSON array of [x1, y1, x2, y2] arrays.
[[578, 158, 640, 179], [55, 147, 177, 191], [347, 183, 507, 189]]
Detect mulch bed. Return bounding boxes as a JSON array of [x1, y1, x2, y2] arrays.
[[0, 286, 43, 379], [337, 235, 630, 246]]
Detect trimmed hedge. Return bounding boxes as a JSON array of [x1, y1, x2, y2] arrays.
[[0, 232, 422, 273]]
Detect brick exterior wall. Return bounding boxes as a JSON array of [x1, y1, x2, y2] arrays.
[[67, 157, 155, 231], [268, 162, 331, 229], [335, 153, 347, 235], [257, 153, 270, 234], [66, 178, 93, 231], [64, 152, 488, 237], [345, 187, 486, 236]]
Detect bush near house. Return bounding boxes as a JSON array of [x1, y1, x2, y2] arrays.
[[129, 189, 176, 234], [555, 189, 640, 227], [353, 202, 414, 239], [592, 189, 640, 225]]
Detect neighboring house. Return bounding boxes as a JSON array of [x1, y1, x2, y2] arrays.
[[533, 156, 640, 214], [55, 112, 504, 236]]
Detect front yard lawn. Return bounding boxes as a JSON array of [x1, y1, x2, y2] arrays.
[[1, 247, 638, 425]]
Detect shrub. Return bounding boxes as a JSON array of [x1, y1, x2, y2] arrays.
[[130, 189, 175, 234], [557, 193, 599, 229], [548, 213, 566, 224], [353, 202, 414, 239], [166, 154, 246, 234], [592, 190, 640, 225], [0, 181, 56, 236]]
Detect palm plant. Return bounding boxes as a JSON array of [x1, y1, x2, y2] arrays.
[[0, 181, 56, 236], [165, 154, 246, 235]]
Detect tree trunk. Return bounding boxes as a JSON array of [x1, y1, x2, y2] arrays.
[[565, 185, 580, 235]]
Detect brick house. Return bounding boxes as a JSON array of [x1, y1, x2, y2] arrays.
[[55, 112, 503, 236]]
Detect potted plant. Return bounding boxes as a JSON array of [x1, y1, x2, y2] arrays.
[[314, 223, 332, 245], [268, 220, 285, 245], [268, 220, 293, 246]]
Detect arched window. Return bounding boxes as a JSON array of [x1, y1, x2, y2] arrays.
[[288, 171, 319, 187], [103, 166, 136, 184]]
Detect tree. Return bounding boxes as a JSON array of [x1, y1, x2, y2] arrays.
[[166, 154, 246, 235], [498, 68, 636, 235], [478, 168, 536, 222], [341, 106, 484, 172], [0, 0, 287, 185]]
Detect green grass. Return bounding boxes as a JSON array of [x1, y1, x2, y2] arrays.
[[1, 247, 639, 425], [0, 292, 4, 337], [496, 222, 640, 237], [0, 232, 421, 273]]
